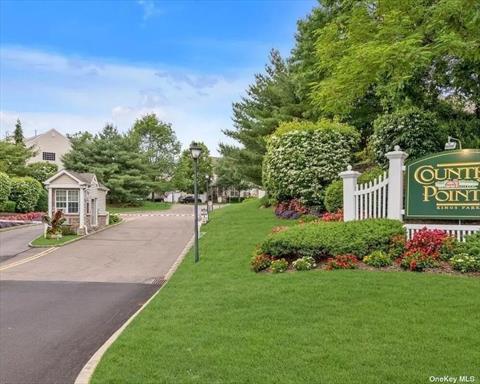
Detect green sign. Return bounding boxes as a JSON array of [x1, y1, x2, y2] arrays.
[[405, 149, 480, 220]]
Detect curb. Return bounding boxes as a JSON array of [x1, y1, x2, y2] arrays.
[[74, 225, 199, 384], [0, 222, 42, 233], [28, 220, 125, 248]]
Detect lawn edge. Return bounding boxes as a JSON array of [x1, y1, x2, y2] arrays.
[[0, 222, 42, 233], [74, 225, 199, 384], [28, 219, 125, 248]]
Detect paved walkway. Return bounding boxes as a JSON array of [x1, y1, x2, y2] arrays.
[[0, 205, 196, 384]]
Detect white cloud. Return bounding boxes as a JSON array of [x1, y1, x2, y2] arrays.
[[0, 46, 250, 154], [136, 0, 163, 20]]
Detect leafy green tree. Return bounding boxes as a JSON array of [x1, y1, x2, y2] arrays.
[[0, 141, 35, 176], [371, 107, 444, 165], [309, 0, 479, 144], [131, 114, 181, 199], [173, 142, 213, 194], [222, 50, 305, 186], [13, 119, 24, 145], [214, 147, 251, 192], [63, 125, 152, 204], [27, 162, 58, 183]]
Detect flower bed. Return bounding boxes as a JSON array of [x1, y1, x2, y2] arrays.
[[0, 212, 44, 221], [252, 224, 480, 277]]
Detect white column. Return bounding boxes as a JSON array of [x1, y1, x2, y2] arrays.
[[47, 187, 53, 217], [79, 187, 85, 230], [339, 165, 361, 222], [385, 145, 408, 221]]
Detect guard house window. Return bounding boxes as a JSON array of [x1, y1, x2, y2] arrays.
[[42, 152, 56, 161], [55, 190, 79, 213]]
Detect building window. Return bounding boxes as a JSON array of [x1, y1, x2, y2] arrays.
[[42, 152, 56, 161], [55, 190, 79, 213]]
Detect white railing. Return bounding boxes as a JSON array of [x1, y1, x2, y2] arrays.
[[340, 146, 407, 221], [405, 224, 480, 242], [354, 172, 389, 220]]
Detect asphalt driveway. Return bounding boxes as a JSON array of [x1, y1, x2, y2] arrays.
[[0, 205, 195, 384], [0, 224, 44, 263]]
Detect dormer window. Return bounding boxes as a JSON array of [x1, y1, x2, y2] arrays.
[[43, 152, 56, 161]]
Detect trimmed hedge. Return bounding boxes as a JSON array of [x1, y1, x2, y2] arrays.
[[260, 219, 404, 260], [0, 172, 11, 204], [263, 119, 359, 206], [0, 200, 16, 212], [9, 177, 43, 213]]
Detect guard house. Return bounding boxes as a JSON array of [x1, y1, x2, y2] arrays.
[[44, 170, 109, 234]]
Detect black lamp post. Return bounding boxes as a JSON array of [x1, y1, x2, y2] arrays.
[[189, 142, 202, 263]]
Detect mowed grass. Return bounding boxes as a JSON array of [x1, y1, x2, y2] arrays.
[[31, 234, 78, 246], [92, 201, 480, 384], [107, 201, 171, 214]]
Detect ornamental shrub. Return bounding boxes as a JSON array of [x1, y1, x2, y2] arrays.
[[370, 107, 443, 166], [449, 254, 480, 273], [274, 199, 309, 219], [250, 254, 272, 272], [27, 162, 58, 183], [324, 181, 343, 213], [270, 258, 288, 273], [326, 254, 358, 270], [399, 251, 438, 272], [292, 256, 316, 271], [405, 228, 450, 259], [35, 188, 48, 212], [0, 200, 16, 212], [0, 172, 11, 204], [109, 213, 121, 225], [324, 166, 384, 213], [260, 219, 404, 260], [388, 234, 406, 260], [363, 250, 392, 268], [263, 120, 359, 206], [9, 177, 43, 213]]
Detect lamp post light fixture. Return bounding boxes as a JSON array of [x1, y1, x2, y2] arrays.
[[189, 142, 202, 263], [445, 136, 462, 150]]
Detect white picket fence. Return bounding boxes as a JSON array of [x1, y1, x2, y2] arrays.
[[354, 171, 389, 220], [340, 146, 479, 242], [405, 224, 480, 241]]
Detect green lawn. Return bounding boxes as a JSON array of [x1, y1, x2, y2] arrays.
[[107, 201, 172, 214], [31, 234, 78, 246], [92, 201, 480, 384]]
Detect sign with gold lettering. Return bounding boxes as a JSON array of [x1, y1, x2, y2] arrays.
[[405, 149, 480, 220]]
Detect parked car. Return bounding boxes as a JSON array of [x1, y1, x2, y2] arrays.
[[178, 195, 202, 204]]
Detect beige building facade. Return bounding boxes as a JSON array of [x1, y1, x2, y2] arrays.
[[25, 128, 71, 167]]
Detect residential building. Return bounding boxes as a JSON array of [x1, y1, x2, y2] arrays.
[[25, 128, 71, 167]]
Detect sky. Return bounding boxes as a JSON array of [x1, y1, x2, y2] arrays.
[[0, 0, 316, 155]]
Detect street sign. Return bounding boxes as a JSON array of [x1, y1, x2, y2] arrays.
[[405, 149, 480, 220]]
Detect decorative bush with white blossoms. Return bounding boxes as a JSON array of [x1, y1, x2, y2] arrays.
[[293, 256, 316, 271], [263, 120, 359, 206]]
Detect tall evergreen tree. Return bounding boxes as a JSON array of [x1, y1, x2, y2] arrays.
[[221, 50, 304, 186], [62, 125, 152, 204], [13, 119, 24, 145]]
